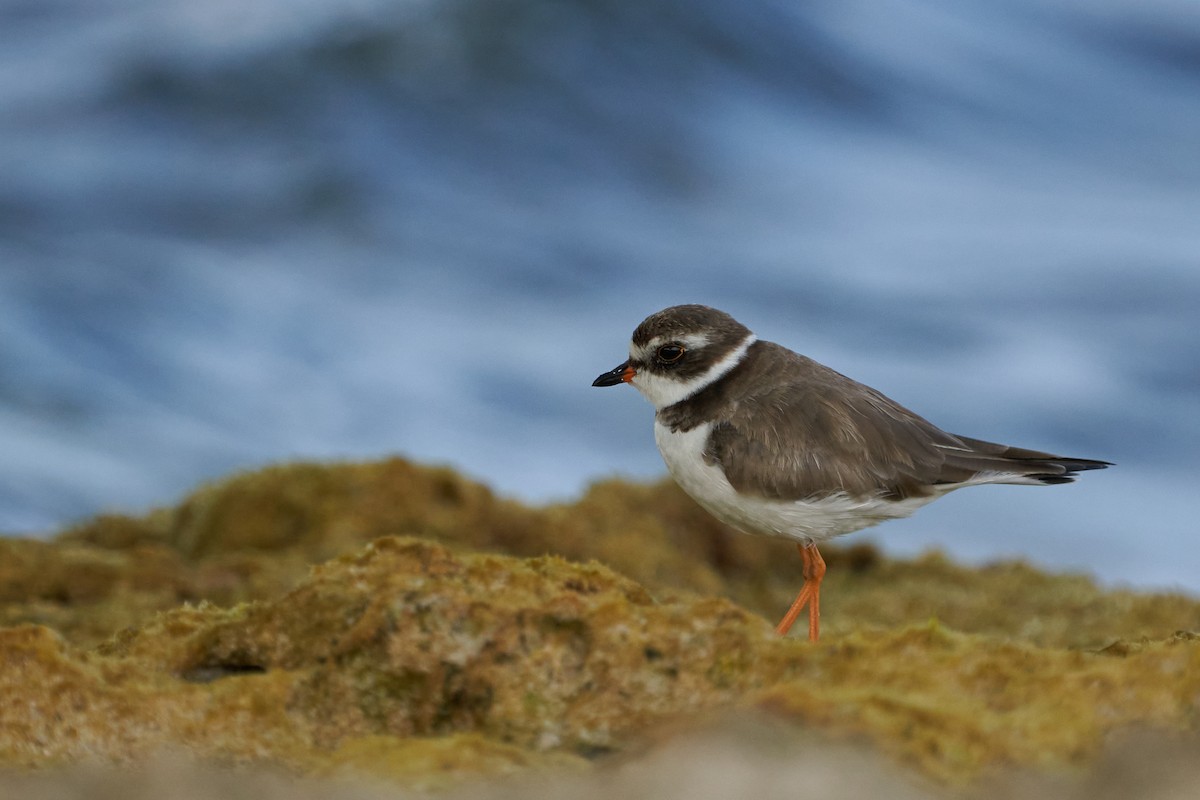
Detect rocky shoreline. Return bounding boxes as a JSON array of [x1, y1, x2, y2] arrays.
[[2, 458, 1198, 797]]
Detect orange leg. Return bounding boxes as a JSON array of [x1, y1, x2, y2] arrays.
[[773, 543, 827, 641]]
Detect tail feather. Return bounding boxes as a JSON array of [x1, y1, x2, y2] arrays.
[[945, 435, 1112, 485]]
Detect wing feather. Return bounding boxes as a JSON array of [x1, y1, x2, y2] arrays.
[[699, 345, 1109, 500]]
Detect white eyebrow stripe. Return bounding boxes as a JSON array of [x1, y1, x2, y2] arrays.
[[676, 332, 712, 350], [637, 331, 712, 357]]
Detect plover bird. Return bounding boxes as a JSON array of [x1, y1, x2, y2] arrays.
[[592, 304, 1110, 641]]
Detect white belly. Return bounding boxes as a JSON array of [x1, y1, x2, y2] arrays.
[[653, 420, 937, 544]]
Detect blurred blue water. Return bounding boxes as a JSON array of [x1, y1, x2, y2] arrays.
[[2, 0, 1198, 590]]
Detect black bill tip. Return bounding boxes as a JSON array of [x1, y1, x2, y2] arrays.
[[593, 361, 634, 387]]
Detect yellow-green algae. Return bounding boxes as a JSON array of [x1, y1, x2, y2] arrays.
[[2, 457, 1200, 790], [36, 458, 1200, 649]]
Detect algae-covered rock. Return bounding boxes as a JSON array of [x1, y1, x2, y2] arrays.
[[4, 457, 1200, 790], [0, 537, 192, 645], [752, 626, 1200, 784], [46, 458, 1200, 650], [0, 531, 308, 647], [3, 533, 1200, 788], [83, 538, 781, 759]]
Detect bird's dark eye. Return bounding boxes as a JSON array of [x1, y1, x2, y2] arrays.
[[657, 343, 685, 363]]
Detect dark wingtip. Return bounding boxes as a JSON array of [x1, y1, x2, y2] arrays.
[[1032, 458, 1113, 485], [1033, 475, 1076, 485], [1059, 458, 1114, 474]]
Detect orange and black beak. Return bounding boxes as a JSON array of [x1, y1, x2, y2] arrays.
[[592, 361, 635, 387]]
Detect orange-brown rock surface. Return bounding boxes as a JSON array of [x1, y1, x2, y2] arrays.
[[2, 457, 1199, 795]]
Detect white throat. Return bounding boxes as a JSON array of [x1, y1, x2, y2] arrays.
[[630, 334, 757, 410]]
